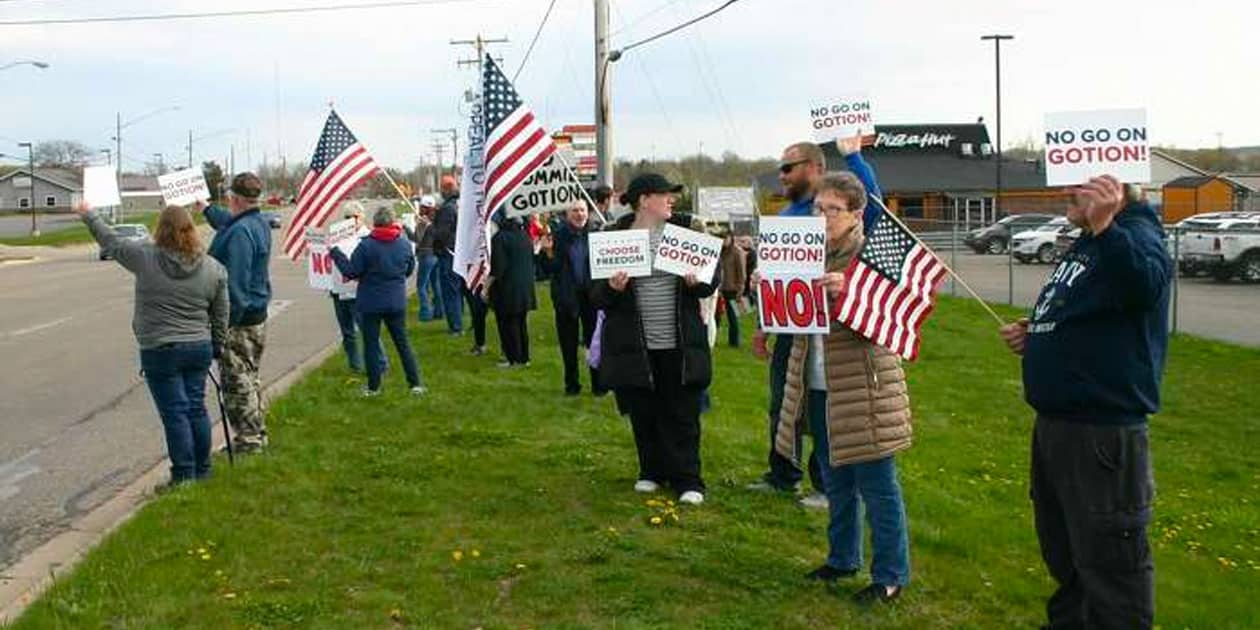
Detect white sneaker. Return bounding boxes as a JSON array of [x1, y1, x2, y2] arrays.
[[799, 492, 829, 510], [633, 480, 660, 493], [410, 386, 428, 396], [679, 491, 705, 505], [361, 388, 381, 398]]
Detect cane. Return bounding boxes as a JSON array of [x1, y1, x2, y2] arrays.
[[208, 364, 235, 466]]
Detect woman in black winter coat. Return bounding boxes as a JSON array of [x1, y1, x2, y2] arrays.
[[590, 173, 720, 506], [488, 215, 538, 367]]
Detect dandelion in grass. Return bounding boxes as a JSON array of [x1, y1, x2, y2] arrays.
[[452, 550, 464, 562], [650, 516, 663, 526], [471, 549, 481, 558]]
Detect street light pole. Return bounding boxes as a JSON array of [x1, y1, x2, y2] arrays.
[[594, 0, 613, 187], [18, 142, 37, 236], [981, 34, 1014, 305]]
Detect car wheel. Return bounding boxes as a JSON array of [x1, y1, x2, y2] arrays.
[[1240, 252, 1260, 284], [1211, 266, 1235, 283], [986, 239, 1005, 255], [1037, 244, 1055, 264]]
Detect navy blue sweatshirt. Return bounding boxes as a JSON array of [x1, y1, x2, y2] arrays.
[[1022, 201, 1171, 425], [330, 225, 416, 314]]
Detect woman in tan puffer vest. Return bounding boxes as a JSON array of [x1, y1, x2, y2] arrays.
[[773, 168, 913, 604]]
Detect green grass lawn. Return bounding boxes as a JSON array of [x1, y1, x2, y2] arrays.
[[0, 212, 160, 248], [12, 295, 1260, 628]]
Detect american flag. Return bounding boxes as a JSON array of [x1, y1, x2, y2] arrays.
[[481, 55, 555, 230], [281, 110, 380, 260], [833, 210, 947, 361]]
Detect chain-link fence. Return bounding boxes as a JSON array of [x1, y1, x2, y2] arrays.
[[904, 215, 1260, 347]]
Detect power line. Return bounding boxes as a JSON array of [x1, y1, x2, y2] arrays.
[[511, 0, 557, 82], [617, 0, 743, 55], [609, 0, 684, 38], [0, 0, 482, 27]]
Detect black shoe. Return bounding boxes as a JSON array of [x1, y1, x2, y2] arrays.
[[852, 583, 902, 604], [564, 387, 581, 397], [592, 389, 610, 398], [805, 564, 858, 582]]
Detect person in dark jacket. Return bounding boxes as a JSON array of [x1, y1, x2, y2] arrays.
[[431, 176, 463, 333], [1000, 175, 1170, 630], [717, 233, 747, 348], [412, 194, 443, 322], [196, 173, 271, 453], [591, 173, 720, 506], [539, 200, 606, 395], [78, 201, 228, 485], [488, 213, 538, 367], [331, 207, 425, 396]]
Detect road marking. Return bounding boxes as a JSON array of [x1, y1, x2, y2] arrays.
[[2, 316, 72, 339], [0, 449, 42, 502]]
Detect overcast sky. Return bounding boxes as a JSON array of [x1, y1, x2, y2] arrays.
[[1, 0, 1256, 174]]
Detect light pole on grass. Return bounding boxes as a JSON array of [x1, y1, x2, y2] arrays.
[[17, 142, 38, 236], [981, 33, 1014, 305]]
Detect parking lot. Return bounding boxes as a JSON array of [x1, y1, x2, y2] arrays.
[[937, 250, 1259, 347]]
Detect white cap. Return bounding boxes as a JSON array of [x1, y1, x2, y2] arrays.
[[420, 194, 438, 208]]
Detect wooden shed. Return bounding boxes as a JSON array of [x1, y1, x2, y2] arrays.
[[1162, 175, 1255, 223]]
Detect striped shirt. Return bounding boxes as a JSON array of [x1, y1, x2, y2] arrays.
[[636, 225, 678, 350]]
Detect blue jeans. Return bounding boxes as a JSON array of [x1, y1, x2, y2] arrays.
[[361, 310, 422, 391], [436, 253, 464, 332], [808, 389, 911, 586], [416, 253, 442, 321], [765, 334, 822, 491], [331, 295, 385, 373], [140, 341, 213, 483]]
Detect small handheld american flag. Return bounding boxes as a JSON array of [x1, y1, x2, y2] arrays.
[[281, 110, 380, 260], [833, 209, 948, 361]]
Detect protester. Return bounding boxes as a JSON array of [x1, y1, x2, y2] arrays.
[[589, 183, 614, 228], [591, 173, 719, 506], [77, 202, 227, 484], [431, 175, 463, 333], [330, 206, 426, 396], [329, 205, 385, 374], [197, 173, 271, 454], [465, 281, 491, 357], [775, 171, 912, 603], [999, 175, 1169, 629], [487, 213, 537, 367], [751, 134, 883, 509], [717, 233, 747, 348], [412, 194, 443, 322], [539, 200, 605, 396]]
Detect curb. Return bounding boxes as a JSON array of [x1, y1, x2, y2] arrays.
[[0, 339, 341, 626]]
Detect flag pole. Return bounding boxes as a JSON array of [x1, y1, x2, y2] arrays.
[[868, 195, 1008, 326], [552, 150, 609, 225], [377, 168, 423, 217]]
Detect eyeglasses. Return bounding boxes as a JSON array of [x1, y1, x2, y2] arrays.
[[778, 159, 810, 174], [813, 202, 855, 216]]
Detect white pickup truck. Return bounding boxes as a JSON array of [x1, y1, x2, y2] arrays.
[[1173, 214, 1260, 283]]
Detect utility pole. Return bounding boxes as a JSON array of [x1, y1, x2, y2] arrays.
[[451, 34, 508, 72], [431, 128, 458, 175], [188, 130, 194, 169], [981, 33, 1014, 305], [431, 140, 447, 180], [153, 153, 165, 175], [595, 0, 613, 187]]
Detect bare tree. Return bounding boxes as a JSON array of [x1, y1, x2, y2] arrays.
[[33, 140, 94, 168]]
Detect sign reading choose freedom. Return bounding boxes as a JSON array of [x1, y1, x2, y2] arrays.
[[588, 229, 652, 280]]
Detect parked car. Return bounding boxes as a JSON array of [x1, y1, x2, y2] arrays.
[[963, 213, 1058, 254], [1054, 226, 1081, 261], [1174, 217, 1260, 282], [1011, 217, 1071, 264], [261, 211, 283, 229], [99, 224, 150, 260]]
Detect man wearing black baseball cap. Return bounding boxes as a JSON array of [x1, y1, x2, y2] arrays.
[[196, 172, 272, 453]]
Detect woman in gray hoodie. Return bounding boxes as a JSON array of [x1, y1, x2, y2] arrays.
[[77, 202, 229, 485]]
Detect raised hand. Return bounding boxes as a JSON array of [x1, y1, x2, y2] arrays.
[[836, 131, 865, 157], [1071, 175, 1125, 235]]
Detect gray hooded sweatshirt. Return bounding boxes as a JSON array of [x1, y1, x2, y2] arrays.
[[84, 212, 229, 352]]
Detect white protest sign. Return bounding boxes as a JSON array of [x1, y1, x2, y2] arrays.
[[1043, 108, 1150, 186], [696, 187, 757, 222], [82, 165, 121, 209], [589, 229, 652, 280], [305, 228, 333, 291], [505, 148, 584, 218], [327, 219, 363, 297], [653, 223, 722, 283], [157, 168, 210, 206], [757, 216, 826, 277], [757, 275, 831, 334], [809, 94, 877, 143]]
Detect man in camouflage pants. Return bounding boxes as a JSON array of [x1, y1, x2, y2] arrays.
[[197, 173, 272, 453]]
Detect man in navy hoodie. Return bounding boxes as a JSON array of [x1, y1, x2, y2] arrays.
[[1000, 175, 1169, 629], [197, 173, 272, 453]]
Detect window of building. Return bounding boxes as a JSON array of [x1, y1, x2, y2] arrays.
[[45, 196, 57, 207], [18, 197, 30, 209]]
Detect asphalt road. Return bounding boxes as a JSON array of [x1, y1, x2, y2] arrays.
[[0, 214, 81, 238], [0, 233, 338, 569], [938, 251, 1260, 347]]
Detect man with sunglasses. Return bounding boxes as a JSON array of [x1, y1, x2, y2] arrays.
[[750, 134, 883, 509]]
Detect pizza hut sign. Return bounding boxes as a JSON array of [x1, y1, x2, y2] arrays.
[[873, 132, 956, 150]]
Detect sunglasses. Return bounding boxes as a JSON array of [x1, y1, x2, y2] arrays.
[[778, 159, 810, 174]]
